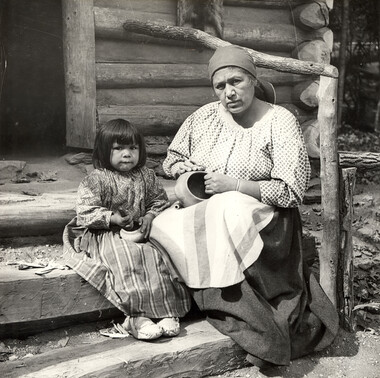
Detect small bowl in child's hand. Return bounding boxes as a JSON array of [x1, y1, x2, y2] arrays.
[[120, 226, 145, 243]]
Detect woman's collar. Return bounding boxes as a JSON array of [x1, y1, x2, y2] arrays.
[[218, 101, 275, 130]]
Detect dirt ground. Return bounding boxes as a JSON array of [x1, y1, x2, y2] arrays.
[[0, 126, 380, 376]]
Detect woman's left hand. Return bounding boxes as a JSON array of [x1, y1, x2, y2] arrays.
[[138, 213, 155, 238], [204, 172, 236, 194]]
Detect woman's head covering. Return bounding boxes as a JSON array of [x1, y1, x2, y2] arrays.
[[208, 45, 276, 104], [208, 45, 257, 80]]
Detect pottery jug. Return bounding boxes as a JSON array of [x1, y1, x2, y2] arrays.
[[174, 171, 212, 207]]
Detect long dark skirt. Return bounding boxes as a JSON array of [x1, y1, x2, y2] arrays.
[[190, 207, 339, 366]]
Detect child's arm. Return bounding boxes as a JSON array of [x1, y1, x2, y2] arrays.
[[138, 168, 171, 237], [144, 169, 171, 218], [76, 173, 113, 229]]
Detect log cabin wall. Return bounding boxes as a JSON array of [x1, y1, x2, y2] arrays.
[[63, 0, 334, 175]]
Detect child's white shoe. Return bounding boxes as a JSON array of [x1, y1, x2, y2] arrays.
[[157, 317, 180, 337], [122, 316, 163, 340]]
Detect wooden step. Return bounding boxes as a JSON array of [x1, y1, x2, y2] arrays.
[[1, 319, 248, 378], [0, 266, 121, 339]]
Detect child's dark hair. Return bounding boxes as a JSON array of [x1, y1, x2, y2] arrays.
[[92, 119, 146, 170]]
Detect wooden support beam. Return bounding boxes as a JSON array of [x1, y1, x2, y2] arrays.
[[317, 76, 340, 306], [62, 0, 96, 149], [122, 19, 338, 78], [337, 167, 356, 331]]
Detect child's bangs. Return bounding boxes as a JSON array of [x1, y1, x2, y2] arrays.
[[114, 127, 139, 146]]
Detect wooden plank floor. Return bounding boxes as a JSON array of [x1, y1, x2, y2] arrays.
[[1, 320, 248, 378]]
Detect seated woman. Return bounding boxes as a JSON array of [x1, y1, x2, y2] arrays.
[[151, 45, 339, 368]]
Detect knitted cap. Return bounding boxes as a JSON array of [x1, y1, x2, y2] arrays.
[[208, 45, 257, 80]]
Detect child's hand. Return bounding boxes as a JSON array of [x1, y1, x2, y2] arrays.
[[111, 212, 134, 230], [138, 213, 155, 238]]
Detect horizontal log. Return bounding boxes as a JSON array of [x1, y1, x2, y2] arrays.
[[281, 103, 317, 124], [96, 63, 307, 88], [311, 27, 333, 51], [292, 80, 319, 110], [94, 6, 182, 46], [224, 0, 308, 8], [223, 21, 297, 52], [224, 5, 292, 25], [96, 85, 294, 107], [98, 104, 315, 136], [301, 119, 320, 158], [95, 40, 213, 64], [293, 1, 329, 30], [325, 0, 334, 10], [95, 7, 334, 54], [97, 87, 216, 106], [94, 0, 176, 14], [145, 136, 172, 155], [97, 105, 198, 135], [122, 19, 338, 78], [224, 22, 333, 52], [292, 40, 331, 64], [338, 151, 380, 169], [96, 38, 291, 64], [0, 266, 120, 338], [96, 63, 208, 88]]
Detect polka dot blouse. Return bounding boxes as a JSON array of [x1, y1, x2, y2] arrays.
[[163, 101, 311, 208]]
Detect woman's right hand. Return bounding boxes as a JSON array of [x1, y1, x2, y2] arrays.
[[110, 212, 134, 230], [177, 157, 205, 176]]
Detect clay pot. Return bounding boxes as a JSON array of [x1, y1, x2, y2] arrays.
[[174, 171, 212, 207], [120, 225, 145, 243]]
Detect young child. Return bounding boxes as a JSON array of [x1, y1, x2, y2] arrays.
[[63, 119, 191, 340]]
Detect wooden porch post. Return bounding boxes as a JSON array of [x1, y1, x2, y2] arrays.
[[62, 0, 96, 149], [317, 75, 340, 306]]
